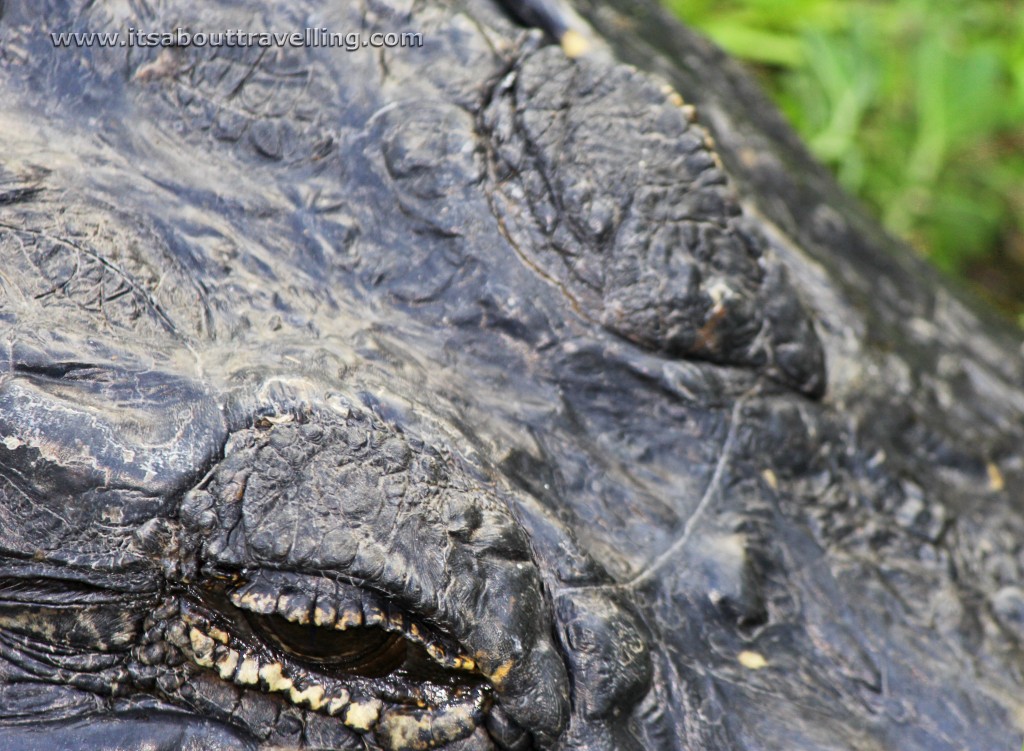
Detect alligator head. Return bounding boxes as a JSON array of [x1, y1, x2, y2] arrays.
[[1, 0, 1023, 749]]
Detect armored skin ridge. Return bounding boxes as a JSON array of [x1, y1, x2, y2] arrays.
[[0, 0, 1021, 749]]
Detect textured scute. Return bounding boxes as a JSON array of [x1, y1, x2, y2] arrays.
[[484, 47, 825, 396], [179, 404, 570, 743], [0, 0, 1022, 749]]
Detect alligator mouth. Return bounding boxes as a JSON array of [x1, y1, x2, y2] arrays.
[[0, 561, 532, 750], [143, 568, 495, 749]]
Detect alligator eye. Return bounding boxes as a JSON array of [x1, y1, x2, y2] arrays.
[[157, 575, 489, 742], [250, 612, 407, 677]]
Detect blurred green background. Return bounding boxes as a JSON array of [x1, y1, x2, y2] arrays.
[[664, 0, 1024, 322]]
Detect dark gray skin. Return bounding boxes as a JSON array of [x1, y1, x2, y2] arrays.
[[1, 0, 1023, 748]]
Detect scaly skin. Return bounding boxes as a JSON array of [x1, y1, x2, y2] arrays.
[[0, 0, 1022, 749]]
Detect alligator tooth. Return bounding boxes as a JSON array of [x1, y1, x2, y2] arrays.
[[326, 694, 350, 716], [336, 604, 363, 630], [277, 590, 314, 625], [188, 627, 215, 667], [452, 655, 477, 671], [343, 698, 383, 732], [289, 683, 326, 710], [259, 661, 293, 692], [208, 626, 230, 644], [425, 642, 447, 663], [234, 656, 260, 685], [362, 602, 385, 626], [231, 587, 277, 614], [215, 647, 239, 680], [385, 602, 406, 631], [424, 639, 475, 671], [312, 595, 337, 627]]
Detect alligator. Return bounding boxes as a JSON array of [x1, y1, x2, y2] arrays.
[[0, 0, 1022, 748]]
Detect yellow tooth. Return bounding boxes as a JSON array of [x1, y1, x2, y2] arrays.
[[658, 84, 685, 109], [235, 657, 260, 685], [279, 595, 311, 625], [259, 662, 293, 692], [289, 684, 326, 710], [188, 628, 215, 667], [337, 608, 362, 630], [343, 699, 383, 732], [488, 660, 513, 686], [208, 626, 230, 644], [234, 591, 277, 614], [215, 649, 239, 680], [326, 691, 351, 716], [313, 603, 337, 627]]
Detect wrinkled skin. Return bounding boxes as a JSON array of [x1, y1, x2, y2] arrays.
[[1, 0, 1023, 749]]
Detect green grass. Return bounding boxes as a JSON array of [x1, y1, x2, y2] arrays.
[[663, 0, 1024, 320]]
